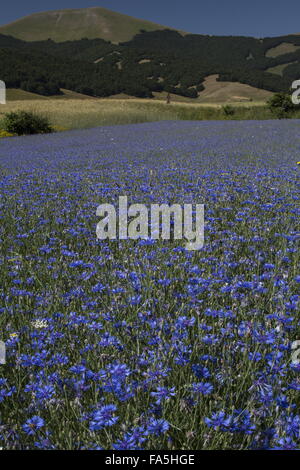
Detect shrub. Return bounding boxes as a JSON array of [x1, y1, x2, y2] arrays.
[[222, 105, 235, 116], [267, 92, 295, 119], [3, 111, 53, 135], [0, 129, 15, 138], [20, 80, 61, 97]]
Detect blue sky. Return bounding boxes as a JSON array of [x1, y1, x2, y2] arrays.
[[1, 0, 300, 37]]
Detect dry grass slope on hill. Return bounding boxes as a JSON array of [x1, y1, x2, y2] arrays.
[[197, 75, 272, 103], [266, 62, 298, 76], [265, 42, 300, 57]]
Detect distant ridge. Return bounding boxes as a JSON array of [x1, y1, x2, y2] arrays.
[[0, 7, 184, 43]]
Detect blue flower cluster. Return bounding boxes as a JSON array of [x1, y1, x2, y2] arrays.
[[0, 120, 299, 449]]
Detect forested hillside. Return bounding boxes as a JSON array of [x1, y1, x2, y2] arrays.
[[1, 29, 300, 99]]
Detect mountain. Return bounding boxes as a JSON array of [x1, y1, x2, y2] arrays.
[[1, 9, 300, 101], [0, 7, 184, 43]]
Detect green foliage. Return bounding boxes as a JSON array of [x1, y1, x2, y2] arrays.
[[3, 111, 53, 135], [20, 79, 61, 96], [267, 92, 295, 118], [222, 105, 235, 116], [0, 129, 15, 138], [1, 30, 300, 100]]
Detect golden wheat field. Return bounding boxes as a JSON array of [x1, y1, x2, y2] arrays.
[[0, 97, 276, 131]]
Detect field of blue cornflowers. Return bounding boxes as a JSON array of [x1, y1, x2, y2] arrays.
[[0, 119, 299, 450]]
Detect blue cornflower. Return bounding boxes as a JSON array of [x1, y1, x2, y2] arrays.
[[192, 382, 213, 395], [108, 362, 131, 381], [192, 364, 210, 379], [146, 418, 170, 436], [69, 364, 87, 374], [89, 404, 118, 431], [61, 249, 77, 257], [264, 263, 275, 270], [113, 434, 140, 450], [0, 379, 16, 402], [176, 316, 196, 328], [22, 416, 45, 435], [248, 352, 262, 362], [35, 384, 55, 402], [150, 386, 176, 404], [205, 411, 232, 429], [92, 282, 105, 293], [69, 260, 84, 268], [272, 437, 299, 450], [129, 295, 142, 305]]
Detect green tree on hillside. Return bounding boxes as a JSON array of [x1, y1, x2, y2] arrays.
[[267, 92, 295, 119]]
